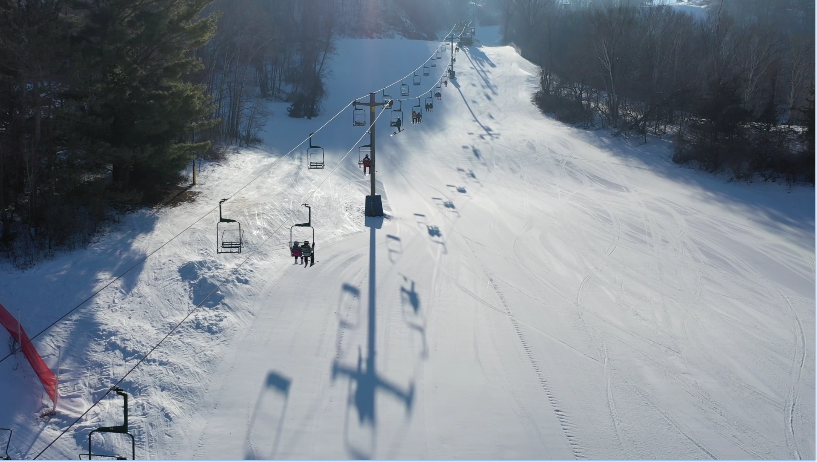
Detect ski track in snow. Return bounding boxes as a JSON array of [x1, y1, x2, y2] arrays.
[[0, 27, 813, 460]]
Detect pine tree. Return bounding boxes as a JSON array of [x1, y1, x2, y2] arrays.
[[70, 0, 217, 198]]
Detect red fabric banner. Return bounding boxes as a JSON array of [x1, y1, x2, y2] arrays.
[[0, 302, 57, 403]]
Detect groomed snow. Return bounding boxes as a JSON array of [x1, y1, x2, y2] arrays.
[[0, 26, 814, 460]]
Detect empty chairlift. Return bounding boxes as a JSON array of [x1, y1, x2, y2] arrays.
[[307, 132, 325, 169], [423, 65, 430, 76], [431, 57, 437, 67], [436, 49, 442, 59], [413, 72, 421, 86], [400, 83, 409, 96], [217, 199, 243, 254], [79, 387, 136, 460], [382, 89, 393, 108], [352, 103, 366, 126]]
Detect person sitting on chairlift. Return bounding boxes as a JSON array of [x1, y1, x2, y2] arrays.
[[300, 240, 313, 266], [396, 117, 402, 132], [435, 91, 442, 100], [292, 241, 302, 263], [444, 80, 448, 87], [362, 154, 371, 174]]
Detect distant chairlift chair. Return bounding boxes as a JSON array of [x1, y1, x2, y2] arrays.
[[400, 83, 410, 96], [413, 72, 421, 85], [352, 104, 366, 126], [423, 65, 430, 76], [217, 198, 242, 254], [307, 132, 325, 169], [79, 387, 136, 460]]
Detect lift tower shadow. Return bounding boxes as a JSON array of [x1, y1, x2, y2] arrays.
[[332, 217, 414, 459]]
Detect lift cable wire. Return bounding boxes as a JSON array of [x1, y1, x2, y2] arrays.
[[359, 24, 458, 103], [32, 106, 389, 460]]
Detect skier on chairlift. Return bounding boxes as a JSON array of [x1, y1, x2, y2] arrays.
[[444, 80, 448, 87], [291, 241, 302, 263], [435, 91, 442, 100], [361, 154, 371, 174], [396, 116, 402, 132], [300, 240, 314, 266]]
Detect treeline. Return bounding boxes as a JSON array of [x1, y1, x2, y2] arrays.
[[196, 0, 339, 142], [495, 0, 815, 183], [0, 0, 342, 264], [0, 0, 217, 265]]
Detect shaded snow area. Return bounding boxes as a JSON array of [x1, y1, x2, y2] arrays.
[[0, 26, 814, 460]]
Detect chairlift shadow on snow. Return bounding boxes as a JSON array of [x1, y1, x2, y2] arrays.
[[456, 167, 481, 185], [450, 79, 499, 141], [461, 46, 497, 95], [399, 275, 429, 360], [332, 220, 414, 459], [431, 197, 460, 216], [244, 371, 291, 460], [385, 234, 402, 264], [446, 184, 468, 196]]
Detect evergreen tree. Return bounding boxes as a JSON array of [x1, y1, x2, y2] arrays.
[[70, 0, 217, 197]]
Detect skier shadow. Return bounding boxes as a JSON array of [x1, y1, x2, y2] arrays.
[[332, 217, 414, 459], [244, 371, 291, 460]]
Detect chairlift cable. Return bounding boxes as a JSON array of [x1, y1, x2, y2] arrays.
[[367, 24, 458, 98], [32, 106, 389, 459]]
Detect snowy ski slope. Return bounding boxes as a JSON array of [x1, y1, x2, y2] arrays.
[[0, 26, 814, 460]]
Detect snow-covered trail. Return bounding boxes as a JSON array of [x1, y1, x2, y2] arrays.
[[0, 29, 813, 460], [182, 41, 813, 459]]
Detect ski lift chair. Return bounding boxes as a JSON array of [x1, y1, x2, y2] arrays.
[[358, 143, 371, 167], [400, 83, 409, 96], [352, 104, 366, 126], [425, 95, 434, 110], [390, 100, 403, 128], [289, 203, 315, 253], [413, 73, 421, 86], [381, 89, 393, 108], [423, 65, 430, 76], [0, 428, 11, 460], [412, 98, 422, 122], [307, 132, 325, 169], [79, 388, 135, 460], [217, 199, 242, 254], [436, 49, 442, 59]]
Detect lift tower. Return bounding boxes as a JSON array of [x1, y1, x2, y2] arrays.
[[354, 93, 392, 216]]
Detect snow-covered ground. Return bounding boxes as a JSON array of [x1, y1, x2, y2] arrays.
[[0, 26, 814, 460]]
